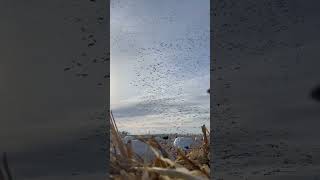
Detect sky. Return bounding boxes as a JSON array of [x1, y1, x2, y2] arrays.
[[110, 0, 210, 134]]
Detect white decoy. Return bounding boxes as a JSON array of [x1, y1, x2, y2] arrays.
[[123, 135, 135, 144], [123, 136, 156, 162], [173, 137, 194, 150]]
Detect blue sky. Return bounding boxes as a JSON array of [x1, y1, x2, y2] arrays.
[[111, 0, 210, 134]]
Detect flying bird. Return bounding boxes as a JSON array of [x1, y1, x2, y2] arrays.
[[310, 85, 320, 102], [64, 67, 71, 71], [88, 42, 95, 47], [76, 73, 88, 78]]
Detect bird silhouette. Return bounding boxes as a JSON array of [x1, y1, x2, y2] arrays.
[[64, 67, 71, 71], [310, 85, 320, 102]]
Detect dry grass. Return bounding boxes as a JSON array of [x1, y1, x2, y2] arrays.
[[0, 152, 13, 180], [110, 111, 210, 180]]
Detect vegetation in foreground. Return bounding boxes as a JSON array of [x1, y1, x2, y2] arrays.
[[110, 111, 210, 180]]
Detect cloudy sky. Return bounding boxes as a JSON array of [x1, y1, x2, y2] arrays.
[[110, 0, 210, 134]]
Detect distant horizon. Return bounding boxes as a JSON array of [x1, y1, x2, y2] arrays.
[[111, 0, 210, 134]]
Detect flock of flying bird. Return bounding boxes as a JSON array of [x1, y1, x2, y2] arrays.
[[59, 0, 210, 134], [62, 0, 109, 87], [110, 0, 211, 134]]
